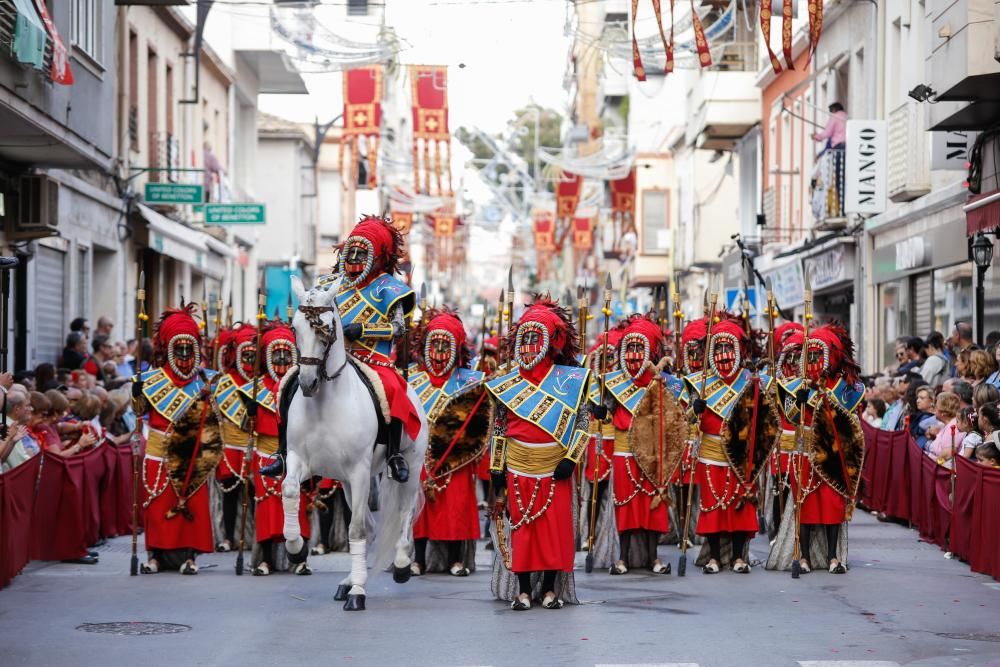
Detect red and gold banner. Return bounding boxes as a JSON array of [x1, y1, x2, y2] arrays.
[[532, 210, 556, 282], [632, 0, 676, 79], [760, 0, 782, 74], [807, 0, 824, 64], [782, 0, 795, 70], [390, 210, 413, 235], [691, 0, 712, 68], [556, 172, 583, 222], [631, 0, 646, 81], [433, 214, 456, 238], [410, 65, 452, 196], [342, 66, 383, 189], [572, 217, 594, 251], [610, 169, 636, 227]]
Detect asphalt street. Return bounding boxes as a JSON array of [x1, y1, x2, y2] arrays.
[[2, 511, 999, 667]]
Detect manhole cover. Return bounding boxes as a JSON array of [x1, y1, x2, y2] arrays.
[[938, 632, 1000, 643], [76, 622, 191, 636]]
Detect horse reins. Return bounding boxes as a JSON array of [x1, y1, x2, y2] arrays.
[[298, 304, 348, 383]]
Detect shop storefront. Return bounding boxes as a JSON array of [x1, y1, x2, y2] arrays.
[[802, 240, 856, 325], [871, 216, 970, 370]]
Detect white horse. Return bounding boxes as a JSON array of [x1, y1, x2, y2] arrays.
[[281, 275, 427, 611]]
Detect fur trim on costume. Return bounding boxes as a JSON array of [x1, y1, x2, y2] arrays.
[[350, 358, 391, 424]]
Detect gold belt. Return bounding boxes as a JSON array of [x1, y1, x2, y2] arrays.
[[146, 429, 168, 458], [688, 423, 700, 441], [255, 434, 279, 456], [601, 421, 615, 438], [506, 438, 564, 475], [613, 429, 631, 454], [220, 420, 251, 448], [699, 434, 727, 462], [779, 429, 810, 451]]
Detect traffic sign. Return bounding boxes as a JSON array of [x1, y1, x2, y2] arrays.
[[204, 203, 266, 225], [725, 287, 761, 316], [144, 182, 204, 205]]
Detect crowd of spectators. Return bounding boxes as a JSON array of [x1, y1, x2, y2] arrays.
[[866, 321, 1000, 470], [1, 314, 149, 565]]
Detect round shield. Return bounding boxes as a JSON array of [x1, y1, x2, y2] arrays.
[[627, 380, 688, 487], [166, 397, 223, 508], [807, 391, 866, 502], [719, 377, 781, 486], [425, 383, 491, 479]]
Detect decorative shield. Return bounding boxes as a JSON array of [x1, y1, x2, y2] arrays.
[[720, 377, 781, 486], [165, 396, 223, 519], [425, 383, 491, 480], [626, 380, 688, 487], [807, 391, 866, 504]]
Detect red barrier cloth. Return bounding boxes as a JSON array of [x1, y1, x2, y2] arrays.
[[31, 449, 102, 560], [1, 456, 41, 589], [951, 455, 977, 561], [100, 444, 136, 538], [969, 464, 1000, 578], [859, 422, 878, 509], [81, 445, 107, 547], [884, 429, 913, 520]]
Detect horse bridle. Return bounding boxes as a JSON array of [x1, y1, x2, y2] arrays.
[[297, 304, 348, 383]]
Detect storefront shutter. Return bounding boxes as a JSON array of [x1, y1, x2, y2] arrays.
[[914, 273, 932, 338], [35, 246, 66, 366]]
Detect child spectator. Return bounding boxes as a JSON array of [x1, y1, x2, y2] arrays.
[[975, 440, 1000, 468], [911, 386, 941, 450], [956, 408, 981, 459], [927, 392, 965, 469], [864, 398, 887, 428]]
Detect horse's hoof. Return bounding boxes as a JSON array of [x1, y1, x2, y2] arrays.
[[286, 540, 309, 565], [334, 584, 350, 601], [343, 594, 366, 611], [392, 564, 411, 584]]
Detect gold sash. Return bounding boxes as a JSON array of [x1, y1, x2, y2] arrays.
[[220, 420, 251, 448], [506, 438, 564, 476], [779, 429, 811, 452], [146, 429, 168, 458], [256, 434, 279, 456], [699, 434, 727, 463], [614, 429, 631, 454]]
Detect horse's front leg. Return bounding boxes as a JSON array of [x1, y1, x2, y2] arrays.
[[282, 451, 308, 565], [342, 467, 371, 611]]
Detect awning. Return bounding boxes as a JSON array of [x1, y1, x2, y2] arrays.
[[137, 204, 209, 269], [965, 189, 1000, 236], [235, 50, 307, 94]]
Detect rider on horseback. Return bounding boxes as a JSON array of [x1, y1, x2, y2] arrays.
[[261, 215, 420, 483]]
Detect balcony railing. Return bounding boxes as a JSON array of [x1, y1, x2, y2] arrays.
[[811, 148, 846, 230], [0, 0, 54, 79], [887, 101, 931, 202], [148, 132, 181, 183]]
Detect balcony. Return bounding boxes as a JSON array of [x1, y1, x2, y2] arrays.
[[685, 70, 760, 150], [927, 0, 1000, 130], [887, 101, 931, 203], [811, 148, 846, 231]]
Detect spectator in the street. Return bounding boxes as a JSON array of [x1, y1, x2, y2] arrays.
[[882, 383, 904, 431], [900, 373, 927, 426], [896, 337, 924, 376], [113, 342, 132, 378], [967, 349, 998, 387], [976, 440, 1000, 468], [927, 392, 965, 468], [61, 332, 89, 370], [33, 363, 59, 392], [43, 389, 94, 456], [69, 317, 90, 338], [974, 383, 1000, 411], [813, 102, 847, 151], [1, 391, 33, 472], [951, 380, 974, 410], [13, 371, 35, 391], [922, 332, 949, 388], [100, 389, 133, 446], [863, 398, 887, 428], [986, 331, 1000, 349], [910, 386, 940, 450], [978, 402, 999, 442], [949, 321, 977, 361], [956, 408, 981, 458], [83, 335, 115, 385], [987, 343, 1000, 388], [95, 316, 114, 337]]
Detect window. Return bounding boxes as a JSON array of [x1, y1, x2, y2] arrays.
[[878, 279, 910, 370], [71, 0, 101, 63], [641, 189, 670, 255], [347, 0, 369, 16]]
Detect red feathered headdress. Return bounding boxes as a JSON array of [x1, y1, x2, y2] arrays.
[[621, 314, 665, 360], [775, 321, 804, 348], [337, 215, 405, 277], [808, 322, 860, 384], [153, 305, 200, 364], [509, 294, 579, 368]]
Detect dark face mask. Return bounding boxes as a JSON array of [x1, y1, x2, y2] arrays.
[[427, 333, 455, 376], [685, 341, 704, 373], [518, 329, 545, 369], [171, 339, 198, 378], [713, 340, 737, 378], [239, 343, 256, 380], [624, 340, 646, 377], [268, 342, 295, 380], [344, 243, 370, 279]]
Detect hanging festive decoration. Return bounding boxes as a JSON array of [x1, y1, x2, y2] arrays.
[[782, 0, 795, 70], [760, 0, 781, 74], [572, 217, 594, 251], [556, 172, 583, 226], [532, 210, 556, 283], [632, 0, 711, 79], [610, 169, 636, 230], [431, 211, 458, 274], [410, 65, 452, 197], [690, 0, 712, 68], [32, 0, 73, 85], [390, 210, 413, 235], [807, 0, 824, 63], [342, 66, 382, 190]]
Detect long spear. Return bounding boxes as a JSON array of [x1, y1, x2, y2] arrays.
[[129, 268, 148, 577], [235, 284, 266, 576], [585, 274, 613, 573], [213, 293, 223, 370], [505, 268, 514, 370], [575, 285, 589, 547], [678, 285, 718, 577], [765, 278, 786, 522], [672, 282, 683, 374], [791, 273, 813, 579], [496, 288, 505, 372]]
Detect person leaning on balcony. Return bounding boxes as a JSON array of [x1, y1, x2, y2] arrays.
[[812, 102, 847, 152]]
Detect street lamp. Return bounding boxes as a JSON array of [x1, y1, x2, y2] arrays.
[[972, 232, 994, 344]]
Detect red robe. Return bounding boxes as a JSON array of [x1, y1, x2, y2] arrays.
[[694, 410, 759, 535], [253, 382, 310, 543]]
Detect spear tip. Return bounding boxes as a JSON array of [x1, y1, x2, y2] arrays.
[[605, 272, 613, 290]]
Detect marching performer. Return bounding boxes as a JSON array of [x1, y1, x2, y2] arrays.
[[213, 323, 251, 553], [488, 296, 590, 610], [688, 313, 778, 574], [768, 323, 865, 574], [134, 305, 222, 575], [670, 317, 707, 546], [601, 315, 675, 575], [410, 309, 486, 577], [243, 322, 311, 575], [261, 215, 421, 481], [767, 322, 804, 538]]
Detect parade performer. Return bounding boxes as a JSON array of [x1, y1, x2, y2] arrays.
[[766, 321, 804, 538], [670, 316, 707, 547], [261, 215, 421, 482], [601, 315, 679, 575], [488, 296, 590, 610], [212, 323, 250, 553], [243, 322, 311, 575], [410, 309, 487, 576], [687, 314, 778, 574], [134, 305, 222, 575], [768, 323, 865, 574]]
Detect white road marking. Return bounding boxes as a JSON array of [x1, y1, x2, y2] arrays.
[[798, 662, 901, 667]]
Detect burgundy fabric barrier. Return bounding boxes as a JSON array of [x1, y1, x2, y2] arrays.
[[99, 444, 137, 538], [31, 449, 93, 561], [862, 426, 1000, 581], [0, 456, 41, 589]]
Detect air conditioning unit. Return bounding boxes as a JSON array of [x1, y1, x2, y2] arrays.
[[12, 175, 60, 239]]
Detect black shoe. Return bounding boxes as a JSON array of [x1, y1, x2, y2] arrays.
[[88, 550, 99, 558], [62, 555, 99, 565], [387, 454, 409, 483], [259, 455, 285, 478]]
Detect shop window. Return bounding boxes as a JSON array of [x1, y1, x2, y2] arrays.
[[879, 279, 910, 371], [933, 264, 973, 339], [980, 262, 1000, 341], [641, 189, 669, 255]]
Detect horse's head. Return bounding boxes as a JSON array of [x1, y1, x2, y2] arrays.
[[291, 274, 344, 397]]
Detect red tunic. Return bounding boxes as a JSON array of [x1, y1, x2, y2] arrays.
[[144, 409, 213, 554], [413, 464, 481, 541], [253, 397, 310, 543], [694, 410, 758, 535], [584, 434, 613, 482], [611, 405, 669, 533]]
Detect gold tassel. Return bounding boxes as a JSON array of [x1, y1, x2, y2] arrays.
[[445, 140, 453, 195], [351, 138, 360, 190], [433, 140, 443, 196], [422, 139, 432, 195], [412, 140, 420, 194], [368, 134, 380, 189]]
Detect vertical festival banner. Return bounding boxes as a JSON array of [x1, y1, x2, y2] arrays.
[[410, 65, 452, 196], [343, 66, 383, 189], [533, 210, 556, 282], [610, 169, 636, 238], [432, 212, 457, 273]]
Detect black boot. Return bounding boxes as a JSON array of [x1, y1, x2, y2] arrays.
[[385, 419, 409, 483], [258, 442, 286, 478]]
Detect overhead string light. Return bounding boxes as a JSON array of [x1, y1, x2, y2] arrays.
[[270, 4, 402, 72]]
